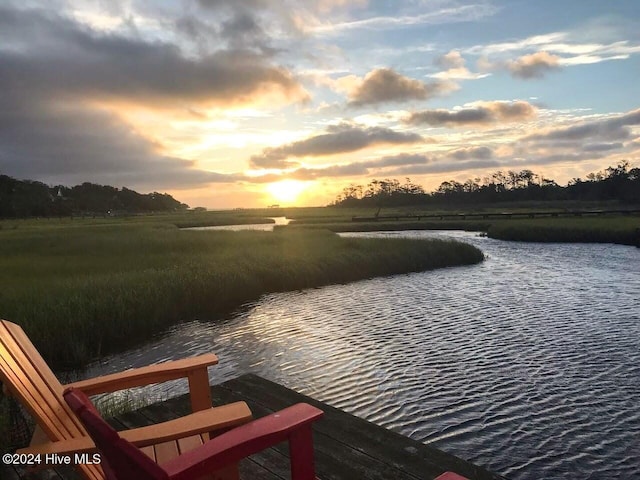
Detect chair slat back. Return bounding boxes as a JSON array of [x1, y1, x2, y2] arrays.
[[0, 320, 88, 442]]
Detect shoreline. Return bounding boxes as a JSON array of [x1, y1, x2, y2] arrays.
[[0, 225, 484, 372], [283, 215, 640, 247]]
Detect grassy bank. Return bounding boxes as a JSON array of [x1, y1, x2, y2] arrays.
[[0, 222, 483, 371], [282, 210, 640, 246], [282, 220, 492, 233], [0, 209, 278, 230], [487, 217, 640, 245]]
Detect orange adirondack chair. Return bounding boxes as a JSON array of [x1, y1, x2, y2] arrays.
[[64, 387, 324, 480], [0, 319, 253, 480]]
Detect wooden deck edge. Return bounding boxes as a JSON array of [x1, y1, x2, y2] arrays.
[[215, 373, 508, 480], [5, 373, 509, 480]]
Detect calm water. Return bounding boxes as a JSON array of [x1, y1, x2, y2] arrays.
[[185, 216, 290, 231], [86, 231, 640, 479]]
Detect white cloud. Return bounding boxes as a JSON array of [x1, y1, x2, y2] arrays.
[[431, 49, 490, 80], [466, 32, 568, 55], [310, 4, 499, 34], [430, 67, 491, 80], [465, 31, 640, 70]]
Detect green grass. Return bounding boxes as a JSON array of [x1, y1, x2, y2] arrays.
[[282, 220, 493, 232], [93, 391, 157, 420], [281, 209, 640, 246], [487, 217, 640, 245], [0, 210, 277, 230], [0, 219, 483, 371], [280, 201, 637, 224]]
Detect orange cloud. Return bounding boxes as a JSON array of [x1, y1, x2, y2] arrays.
[[507, 51, 561, 79]]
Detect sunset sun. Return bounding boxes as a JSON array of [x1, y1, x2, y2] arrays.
[[266, 180, 307, 204]]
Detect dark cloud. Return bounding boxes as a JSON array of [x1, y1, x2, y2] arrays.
[[583, 142, 625, 152], [197, 0, 270, 9], [387, 159, 502, 176], [384, 149, 615, 177], [360, 153, 432, 169], [524, 109, 640, 143], [261, 113, 640, 180], [248, 134, 638, 182], [0, 5, 307, 189], [221, 11, 266, 48], [174, 15, 219, 53], [508, 51, 561, 79], [527, 152, 606, 166], [0, 97, 238, 189], [0, 8, 307, 107], [508, 111, 640, 170], [249, 152, 432, 181], [194, 0, 316, 38], [378, 147, 501, 176], [448, 146, 494, 160], [348, 68, 455, 106], [250, 123, 424, 168], [406, 101, 536, 126], [289, 163, 371, 180], [490, 101, 538, 119], [407, 109, 487, 126]]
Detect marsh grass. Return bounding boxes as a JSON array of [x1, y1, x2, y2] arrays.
[[0, 221, 483, 371], [282, 220, 493, 232], [487, 217, 640, 245], [285, 212, 640, 246], [0, 210, 277, 230], [93, 390, 156, 419]]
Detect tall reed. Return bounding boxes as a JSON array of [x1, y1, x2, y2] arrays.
[[487, 217, 640, 245], [0, 224, 483, 370]]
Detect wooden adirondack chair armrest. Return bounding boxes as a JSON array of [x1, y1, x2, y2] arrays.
[[65, 354, 218, 411], [65, 353, 218, 395], [18, 401, 252, 457], [121, 401, 252, 447], [164, 403, 324, 480], [17, 436, 95, 457]]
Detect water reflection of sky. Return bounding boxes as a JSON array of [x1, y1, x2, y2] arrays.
[[85, 231, 640, 480], [184, 216, 289, 231]]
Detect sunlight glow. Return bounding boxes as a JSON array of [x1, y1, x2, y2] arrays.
[[266, 180, 308, 204]]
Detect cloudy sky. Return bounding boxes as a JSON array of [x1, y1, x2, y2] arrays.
[[1, 0, 639, 208]]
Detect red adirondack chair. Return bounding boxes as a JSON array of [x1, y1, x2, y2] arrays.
[[64, 387, 324, 480]]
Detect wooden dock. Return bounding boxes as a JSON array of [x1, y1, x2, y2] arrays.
[[2, 374, 506, 480]]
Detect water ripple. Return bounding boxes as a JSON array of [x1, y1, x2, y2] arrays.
[[85, 231, 640, 480]]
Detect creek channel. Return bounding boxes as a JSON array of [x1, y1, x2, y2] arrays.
[[85, 230, 640, 479]]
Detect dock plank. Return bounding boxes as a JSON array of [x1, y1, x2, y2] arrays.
[[8, 374, 506, 479], [218, 374, 504, 480], [238, 456, 285, 480], [213, 378, 424, 479]]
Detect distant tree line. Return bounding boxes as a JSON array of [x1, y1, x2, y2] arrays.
[[0, 175, 189, 218], [332, 161, 640, 207]]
